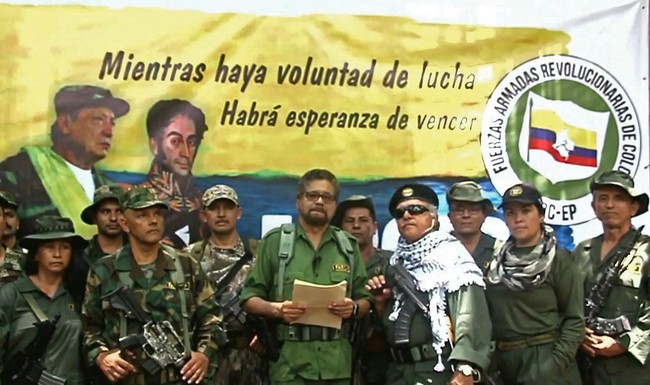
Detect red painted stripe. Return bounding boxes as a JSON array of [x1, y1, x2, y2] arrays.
[[529, 138, 597, 167]]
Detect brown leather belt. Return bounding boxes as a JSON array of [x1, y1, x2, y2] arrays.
[[495, 332, 557, 352]]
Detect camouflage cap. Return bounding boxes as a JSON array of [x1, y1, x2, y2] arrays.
[[81, 184, 126, 225], [331, 195, 376, 227], [54, 85, 130, 117], [590, 170, 649, 216], [202, 184, 239, 207], [122, 187, 168, 211], [446, 181, 495, 214], [20, 215, 88, 251], [0, 190, 18, 209]]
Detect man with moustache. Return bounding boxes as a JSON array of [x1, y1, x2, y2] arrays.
[[0, 85, 129, 239], [80, 184, 128, 265], [1, 191, 24, 255], [241, 168, 372, 385], [331, 195, 391, 385], [367, 184, 491, 385], [572, 171, 650, 385], [0, 191, 23, 287], [141, 99, 207, 248], [82, 187, 223, 385], [446, 181, 502, 273], [185, 184, 267, 385]]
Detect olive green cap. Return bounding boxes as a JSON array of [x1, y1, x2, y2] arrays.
[[446, 181, 495, 214], [0, 190, 18, 209], [81, 184, 125, 224], [20, 215, 87, 251], [331, 195, 376, 227], [590, 170, 648, 216]]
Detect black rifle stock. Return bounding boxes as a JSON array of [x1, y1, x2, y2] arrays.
[[1, 315, 67, 385]]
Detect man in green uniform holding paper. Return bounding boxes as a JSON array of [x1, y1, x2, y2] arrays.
[[0, 84, 130, 239], [367, 184, 491, 385], [241, 168, 372, 385], [573, 170, 650, 385]]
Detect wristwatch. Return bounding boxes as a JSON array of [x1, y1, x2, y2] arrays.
[[454, 362, 480, 382], [351, 302, 359, 318]]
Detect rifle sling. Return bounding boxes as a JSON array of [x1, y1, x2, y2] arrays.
[[23, 293, 49, 323], [215, 238, 254, 297]]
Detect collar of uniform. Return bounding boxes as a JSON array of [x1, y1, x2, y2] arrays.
[[592, 227, 641, 267], [15, 275, 68, 299], [295, 223, 337, 245]]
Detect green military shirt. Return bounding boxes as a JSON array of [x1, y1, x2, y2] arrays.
[[451, 231, 501, 274], [0, 276, 85, 385], [81, 244, 223, 385], [486, 247, 584, 384], [0, 248, 24, 287], [572, 230, 650, 384], [240, 224, 371, 383]]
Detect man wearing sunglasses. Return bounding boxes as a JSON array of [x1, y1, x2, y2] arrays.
[[367, 183, 491, 385], [446, 181, 502, 273], [241, 168, 372, 385]]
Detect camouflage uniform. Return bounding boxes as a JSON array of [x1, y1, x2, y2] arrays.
[[81, 187, 223, 385], [186, 237, 268, 385], [0, 248, 24, 287]]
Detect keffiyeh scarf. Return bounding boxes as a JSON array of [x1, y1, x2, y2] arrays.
[[486, 225, 556, 291], [388, 231, 485, 371]]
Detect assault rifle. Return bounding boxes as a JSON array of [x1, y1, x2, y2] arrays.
[[383, 263, 429, 345], [585, 226, 644, 335], [102, 285, 188, 376], [1, 315, 67, 385], [579, 226, 644, 385]]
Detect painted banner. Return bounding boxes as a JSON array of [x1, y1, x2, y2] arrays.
[[0, 0, 647, 249]]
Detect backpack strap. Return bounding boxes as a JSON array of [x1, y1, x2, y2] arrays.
[[277, 224, 296, 300], [332, 228, 355, 298], [23, 293, 49, 322], [164, 245, 191, 354]]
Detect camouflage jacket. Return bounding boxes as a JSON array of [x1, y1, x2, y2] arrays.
[[0, 247, 25, 287], [81, 244, 223, 384]]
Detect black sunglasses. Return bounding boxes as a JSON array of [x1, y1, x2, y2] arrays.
[[393, 204, 430, 218]]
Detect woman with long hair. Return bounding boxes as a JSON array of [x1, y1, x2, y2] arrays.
[[485, 183, 584, 384], [0, 216, 88, 385]]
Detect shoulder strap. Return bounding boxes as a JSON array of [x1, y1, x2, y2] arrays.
[[22, 293, 49, 323], [164, 245, 191, 353], [332, 228, 355, 298], [277, 224, 296, 300], [190, 240, 209, 263], [215, 238, 255, 296]]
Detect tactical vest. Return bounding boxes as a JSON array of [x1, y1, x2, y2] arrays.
[[276, 223, 355, 299], [115, 245, 191, 352]]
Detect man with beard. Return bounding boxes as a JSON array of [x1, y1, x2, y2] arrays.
[[141, 99, 207, 248], [185, 184, 267, 385], [446, 181, 502, 273], [331, 195, 391, 385], [0, 85, 129, 239], [0, 191, 23, 287], [241, 168, 372, 385], [573, 171, 650, 385], [367, 184, 491, 385]]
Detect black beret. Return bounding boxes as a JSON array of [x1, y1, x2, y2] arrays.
[[388, 184, 439, 217]]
